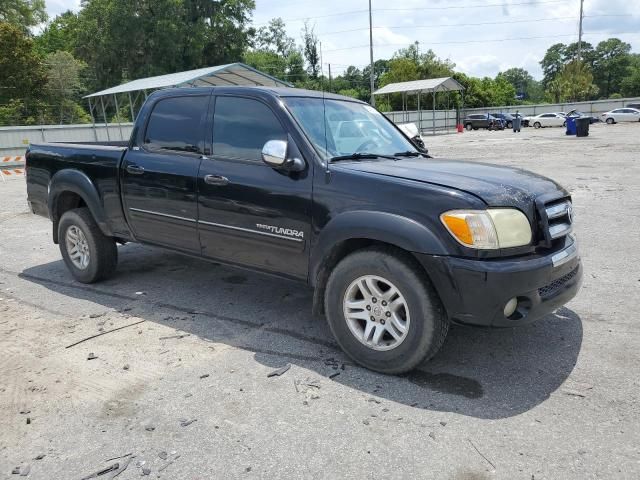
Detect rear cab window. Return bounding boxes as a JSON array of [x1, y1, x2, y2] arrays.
[[144, 96, 209, 154]]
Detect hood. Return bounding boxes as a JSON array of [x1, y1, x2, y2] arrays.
[[335, 158, 568, 209]]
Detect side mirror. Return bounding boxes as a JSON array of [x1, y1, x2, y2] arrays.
[[262, 139, 305, 172]]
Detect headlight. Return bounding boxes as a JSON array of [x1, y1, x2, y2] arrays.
[[440, 209, 532, 249]]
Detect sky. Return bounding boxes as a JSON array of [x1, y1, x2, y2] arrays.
[[45, 0, 640, 80]]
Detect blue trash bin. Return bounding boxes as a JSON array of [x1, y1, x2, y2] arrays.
[[566, 117, 577, 135]]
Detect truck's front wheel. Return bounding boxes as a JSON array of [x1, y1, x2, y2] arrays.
[[58, 208, 118, 283], [325, 248, 448, 374]]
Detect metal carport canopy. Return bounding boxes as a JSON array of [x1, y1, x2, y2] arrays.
[[373, 77, 464, 95], [84, 62, 292, 98]]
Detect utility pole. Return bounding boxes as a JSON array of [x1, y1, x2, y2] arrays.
[[577, 0, 584, 63], [328, 63, 333, 92], [368, 0, 375, 106]]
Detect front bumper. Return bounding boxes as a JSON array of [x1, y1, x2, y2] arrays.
[[416, 237, 582, 327]]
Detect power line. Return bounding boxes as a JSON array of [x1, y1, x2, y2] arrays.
[[251, 0, 573, 26], [323, 33, 582, 53], [316, 14, 630, 37]]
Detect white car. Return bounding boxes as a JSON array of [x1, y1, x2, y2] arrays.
[[601, 108, 640, 124], [524, 113, 567, 128]]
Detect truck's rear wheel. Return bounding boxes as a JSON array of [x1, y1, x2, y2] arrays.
[[58, 208, 117, 283], [324, 248, 448, 374]]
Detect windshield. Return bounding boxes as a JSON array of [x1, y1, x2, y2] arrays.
[[284, 97, 417, 161]]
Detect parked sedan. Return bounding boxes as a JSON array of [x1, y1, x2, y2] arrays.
[[601, 108, 640, 124], [524, 113, 567, 128]]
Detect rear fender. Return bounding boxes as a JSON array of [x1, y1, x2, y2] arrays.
[[48, 169, 112, 242]]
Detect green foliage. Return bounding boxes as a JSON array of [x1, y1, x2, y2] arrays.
[[34, 10, 78, 55], [592, 38, 632, 98], [45, 51, 87, 124], [496, 67, 543, 102], [540, 39, 633, 100], [0, 0, 46, 29], [72, 0, 255, 92], [302, 21, 320, 78], [545, 60, 598, 102], [0, 21, 45, 104]]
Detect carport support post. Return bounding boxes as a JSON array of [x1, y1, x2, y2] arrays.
[[432, 91, 436, 136], [87, 97, 98, 142], [128, 92, 135, 122], [417, 92, 421, 135], [113, 93, 124, 141], [100, 96, 111, 141]]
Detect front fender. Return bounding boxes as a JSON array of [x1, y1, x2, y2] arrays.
[[310, 210, 447, 285], [48, 169, 113, 238]]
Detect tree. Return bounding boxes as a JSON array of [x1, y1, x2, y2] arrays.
[[44, 51, 86, 123], [497, 68, 534, 99], [254, 18, 294, 57], [246, 17, 304, 83], [302, 21, 320, 78], [34, 10, 79, 55], [0, 22, 45, 105], [547, 60, 598, 102], [0, 0, 46, 29], [564, 41, 595, 67], [540, 43, 566, 88], [592, 38, 632, 98], [621, 54, 640, 97], [73, 0, 256, 92]]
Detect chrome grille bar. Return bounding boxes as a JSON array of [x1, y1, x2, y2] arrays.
[[546, 201, 571, 220]]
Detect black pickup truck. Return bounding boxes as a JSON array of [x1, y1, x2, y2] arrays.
[[26, 87, 582, 373]]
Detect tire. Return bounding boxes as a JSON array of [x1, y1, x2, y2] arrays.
[[562, 121, 567, 127], [533, 122, 541, 129], [58, 207, 118, 283], [606, 118, 614, 125], [506, 121, 512, 129], [473, 127, 478, 130], [465, 123, 472, 131], [324, 248, 448, 374]]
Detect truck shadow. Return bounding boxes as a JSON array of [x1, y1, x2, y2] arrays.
[[20, 243, 583, 420]]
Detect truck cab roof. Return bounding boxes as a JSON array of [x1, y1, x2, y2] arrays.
[[149, 86, 365, 103]]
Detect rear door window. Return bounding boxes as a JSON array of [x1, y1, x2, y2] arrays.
[[213, 96, 286, 162], [144, 96, 208, 153]]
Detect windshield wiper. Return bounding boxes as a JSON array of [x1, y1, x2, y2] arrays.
[[330, 152, 398, 162], [393, 151, 423, 157]]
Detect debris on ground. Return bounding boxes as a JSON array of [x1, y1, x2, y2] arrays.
[[267, 364, 291, 377], [199, 374, 209, 379], [158, 452, 168, 460], [104, 453, 132, 463], [159, 333, 190, 340], [89, 313, 105, 319], [122, 364, 129, 371], [141, 467, 151, 476], [11, 464, 30, 476], [34, 455, 45, 460], [329, 372, 340, 380], [65, 320, 146, 349], [87, 353, 98, 360], [180, 418, 197, 427], [467, 438, 496, 470]]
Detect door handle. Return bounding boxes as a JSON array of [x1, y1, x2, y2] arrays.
[[126, 164, 145, 175], [204, 174, 229, 186]]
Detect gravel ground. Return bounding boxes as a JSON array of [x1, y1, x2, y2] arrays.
[[1, 122, 639, 479]]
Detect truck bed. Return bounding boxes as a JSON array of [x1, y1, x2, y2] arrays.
[[26, 142, 130, 238]]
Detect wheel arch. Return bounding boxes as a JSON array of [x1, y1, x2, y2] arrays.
[[48, 169, 112, 243], [309, 211, 447, 316]]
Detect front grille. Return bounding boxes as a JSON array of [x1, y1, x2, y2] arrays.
[[538, 266, 579, 299], [538, 198, 573, 245]]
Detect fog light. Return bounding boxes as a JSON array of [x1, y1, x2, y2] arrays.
[[503, 297, 518, 317]]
